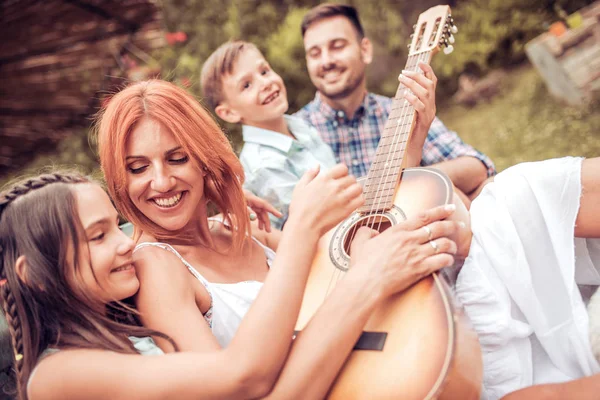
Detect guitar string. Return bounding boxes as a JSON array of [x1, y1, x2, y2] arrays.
[[356, 55, 413, 239], [374, 54, 422, 233], [370, 53, 424, 233]]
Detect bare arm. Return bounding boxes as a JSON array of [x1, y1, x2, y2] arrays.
[[501, 374, 600, 400], [429, 157, 489, 196], [575, 157, 600, 237], [30, 349, 268, 400]]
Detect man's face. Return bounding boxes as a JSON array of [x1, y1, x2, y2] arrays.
[[303, 16, 372, 100]]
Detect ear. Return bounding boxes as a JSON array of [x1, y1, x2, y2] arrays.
[[14, 255, 29, 285], [215, 103, 242, 124], [360, 37, 373, 65]]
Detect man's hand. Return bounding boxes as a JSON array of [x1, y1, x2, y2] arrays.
[[399, 62, 437, 167]]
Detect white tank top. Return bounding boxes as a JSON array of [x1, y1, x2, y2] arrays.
[[134, 235, 275, 348]]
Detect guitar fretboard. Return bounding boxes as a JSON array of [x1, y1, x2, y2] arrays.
[[359, 51, 433, 214]]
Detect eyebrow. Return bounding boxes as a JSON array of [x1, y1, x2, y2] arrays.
[[84, 217, 113, 233], [235, 71, 253, 88], [125, 146, 183, 161]]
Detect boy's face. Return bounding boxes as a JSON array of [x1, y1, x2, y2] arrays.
[[217, 48, 289, 128]]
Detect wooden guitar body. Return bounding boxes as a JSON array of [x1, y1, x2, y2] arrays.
[[295, 167, 482, 399]]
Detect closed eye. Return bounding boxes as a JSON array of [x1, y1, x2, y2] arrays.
[[90, 232, 105, 242], [170, 155, 189, 164], [128, 165, 148, 174]]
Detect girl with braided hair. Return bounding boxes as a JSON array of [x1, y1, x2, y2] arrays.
[[0, 168, 459, 400]]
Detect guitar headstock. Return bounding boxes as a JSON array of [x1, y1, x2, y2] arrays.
[[408, 5, 457, 56]]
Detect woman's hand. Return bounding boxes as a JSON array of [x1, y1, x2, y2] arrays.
[[243, 189, 283, 233], [350, 204, 460, 298], [288, 164, 364, 236]]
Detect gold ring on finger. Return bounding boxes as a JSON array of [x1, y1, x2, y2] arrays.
[[429, 240, 439, 254], [422, 225, 433, 241]]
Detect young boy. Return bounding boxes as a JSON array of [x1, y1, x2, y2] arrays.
[[200, 41, 337, 229]]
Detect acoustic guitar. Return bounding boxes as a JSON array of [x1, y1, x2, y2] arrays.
[[295, 6, 483, 399]]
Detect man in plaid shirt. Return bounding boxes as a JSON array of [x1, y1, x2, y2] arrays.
[[295, 4, 495, 203]]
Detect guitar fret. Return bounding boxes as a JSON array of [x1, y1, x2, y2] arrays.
[[364, 175, 399, 184]]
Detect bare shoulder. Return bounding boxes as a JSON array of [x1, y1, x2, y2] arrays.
[[132, 243, 191, 289]]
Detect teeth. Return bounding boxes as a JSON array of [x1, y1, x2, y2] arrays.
[[263, 91, 279, 104], [153, 193, 182, 208], [113, 264, 132, 272]]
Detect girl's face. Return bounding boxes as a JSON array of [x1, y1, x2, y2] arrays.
[[124, 117, 206, 232], [73, 183, 138, 303]]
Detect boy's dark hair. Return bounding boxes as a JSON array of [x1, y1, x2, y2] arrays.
[[200, 41, 260, 110], [301, 3, 365, 40]]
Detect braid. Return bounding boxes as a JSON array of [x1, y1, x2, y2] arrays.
[[0, 285, 24, 382], [0, 173, 87, 217], [0, 171, 88, 398]]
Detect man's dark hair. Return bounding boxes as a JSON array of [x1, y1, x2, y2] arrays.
[[301, 3, 365, 39]]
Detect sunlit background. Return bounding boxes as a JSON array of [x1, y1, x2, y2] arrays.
[[1, 0, 599, 188]]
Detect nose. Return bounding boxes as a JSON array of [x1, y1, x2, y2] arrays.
[[319, 50, 336, 71], [150, 166, 175, 193], [116, 229, 135, 256], [258, 74, 273, 92]]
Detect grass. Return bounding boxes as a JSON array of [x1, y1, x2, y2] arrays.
[[437, 65, 600, 172]]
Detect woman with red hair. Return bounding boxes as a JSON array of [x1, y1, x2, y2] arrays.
[[92, 79, 459, 398]]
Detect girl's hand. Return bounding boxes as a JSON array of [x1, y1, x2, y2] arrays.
[[243, 189, 283, 233], [350, 204, 461, 298], [288, 164, 364, 236]]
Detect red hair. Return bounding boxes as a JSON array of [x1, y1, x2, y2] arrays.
[[95, 80, 250, 250]]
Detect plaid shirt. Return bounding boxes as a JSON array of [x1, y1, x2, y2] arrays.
[[295, 92, 495, 178]]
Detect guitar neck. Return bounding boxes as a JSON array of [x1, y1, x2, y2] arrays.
[[359, 51, 433, 214]]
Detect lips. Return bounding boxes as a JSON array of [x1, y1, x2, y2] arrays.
[[262, 90, 280, 105]]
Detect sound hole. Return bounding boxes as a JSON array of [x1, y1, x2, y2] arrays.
[[343, 214, 393, 257]]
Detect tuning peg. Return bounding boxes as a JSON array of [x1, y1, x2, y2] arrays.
[[413, 24, 417, 30], [407, 44, 411, 49], [448, 35, 455, 44], [410, 33, 414, 39], [451, 25, 458, 34], [443, 45, 454, 54]]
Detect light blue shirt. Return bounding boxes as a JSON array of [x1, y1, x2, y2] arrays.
[[240, 115, 337, 229]]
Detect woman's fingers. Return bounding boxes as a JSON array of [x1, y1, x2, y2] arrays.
[[350, 227, 379, 256], [417, 220, 462, 244], [423, 237, 457, 256], [296, 165, 321, 189], [417, 253, 455, 276], [398, 204, 456, 232], [325, 163, 350, 179]]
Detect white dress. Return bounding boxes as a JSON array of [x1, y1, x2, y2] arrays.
[[455, 157, 600, 399]]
